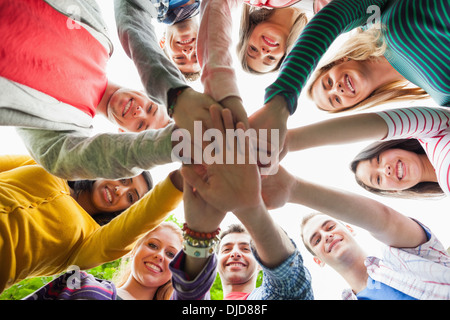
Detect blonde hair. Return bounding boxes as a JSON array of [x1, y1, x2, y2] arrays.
[[113, 222, 183, 300], [307, 28, 429, 113], [236, 6, 308, 74]]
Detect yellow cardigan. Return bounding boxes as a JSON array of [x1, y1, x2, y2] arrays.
[[0, 155, 183, 292]]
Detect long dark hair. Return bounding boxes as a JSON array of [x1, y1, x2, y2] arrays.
[[350, 139, 444, 199], [68, 171, 153, 226]]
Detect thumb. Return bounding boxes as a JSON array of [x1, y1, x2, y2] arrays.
[[180, 165, 209, 197]]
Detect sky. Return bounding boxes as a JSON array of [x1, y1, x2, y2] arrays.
[[1, 1, 449, 300]]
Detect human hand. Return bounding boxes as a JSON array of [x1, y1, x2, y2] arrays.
[[261, 165, 296, 210], [171, 88, 223, 163], [248, 95, 289, 176], [180, 105, 263, 214], [219, 96, 249, 129], [169, 168, 184, 191], [182, 171, 225, 233]]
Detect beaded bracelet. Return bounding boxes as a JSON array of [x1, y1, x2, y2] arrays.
[[182, 223, 221, 240], [183, 233, 219, 248]]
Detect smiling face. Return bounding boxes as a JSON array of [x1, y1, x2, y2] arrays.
[[89, 175, 149, 213], [355, 148, 424, 192], [246, 22, 288, 73], [311, 59, 376, 112], [130, 226, 182, 289], [302, 215, 359, 267], [217, 232, 259, 285], [164, 18, 201, 75], [107, 88, 170, 132]]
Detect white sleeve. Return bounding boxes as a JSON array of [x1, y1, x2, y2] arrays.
[[377, 107, 450, 140]]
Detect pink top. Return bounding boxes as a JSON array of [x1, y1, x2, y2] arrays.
[[0, 0, 109, 117], [377, 107, 450, 195], [224, 292, 251, 300], [197, 0, 241, 102], [197, 0, 306, 102]]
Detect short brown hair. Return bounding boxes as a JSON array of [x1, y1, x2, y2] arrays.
[[217, 223, 253, 253], [300, 212, 327, 256]]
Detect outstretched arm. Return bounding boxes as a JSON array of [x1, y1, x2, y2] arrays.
[[114, 0, 186, 107], [263, 165, 427, 248], [197, 0, 248, 127], [16, 125, 175, 180], [168, 171, 222, 300], [284, 106, 450, 153], [181, 175, 225, 279], [285, 112, 387, 153], [115, 0, 223, 144]]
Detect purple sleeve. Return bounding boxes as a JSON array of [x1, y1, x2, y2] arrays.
[[169, 250, 217, 300]]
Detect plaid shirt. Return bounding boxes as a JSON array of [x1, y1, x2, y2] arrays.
[[248, 240, 314, 300], [342, 221, 450, 300]]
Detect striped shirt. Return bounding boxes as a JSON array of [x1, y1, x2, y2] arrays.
[[377, 106, 450, 195], [265, 0, 450, 114], [381, 0, 450, 107]]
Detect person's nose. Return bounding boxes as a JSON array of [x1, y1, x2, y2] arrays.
[[114, 185, 131, 198], [261, 46, 271, 56], [230, 249, 242, 259], [114, 185, 123, 196], [383, 163, 392, 176], [182, 46, 194, 58], [331, 81, 345, 94], [325, 233, 334, 243], [153, 250, 164, 263], [132, 105, 145, 118]]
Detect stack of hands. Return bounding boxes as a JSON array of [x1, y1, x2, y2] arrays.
[[176, 97, 297, 274]]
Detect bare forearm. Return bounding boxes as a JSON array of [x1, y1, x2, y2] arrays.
[[235, 204, 294, 268], [286, 113, 387, 152], [290, 177, 427, 247]]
